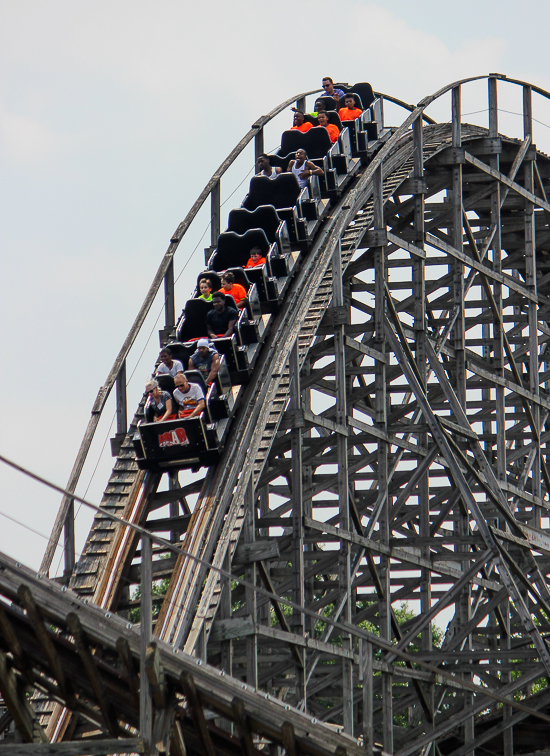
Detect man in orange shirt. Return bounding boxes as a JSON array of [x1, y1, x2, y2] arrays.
[[339, 94, 363, 121], [245, 247, 267, 268], [219, 272, 247, 308], [291, 111, 313, 133], [316, 111, 340, 143]]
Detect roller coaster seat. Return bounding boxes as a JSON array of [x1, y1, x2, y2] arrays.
[[156, 373, 175, 394], [279, 129, 333, 160], [265, 154, 292, 172], [326, 112, 343, 131], [228, 206, 280, 243], [212, 229, 272, 271], [315, 95, 338, 111], [176, 298, 212, 342], [195, 270, 221, 295], [350, 82, 375, 109], [242, 174, 302, 212]]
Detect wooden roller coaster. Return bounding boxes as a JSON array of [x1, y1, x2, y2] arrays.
[[3, 73, 550, 756]]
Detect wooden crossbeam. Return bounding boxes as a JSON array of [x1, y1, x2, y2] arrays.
[[179, 672, 216, 756], [17, 585, 77, 710], [65, 613, 122, 737], [145, 642, 167, 709], [231, 697, 258, 756], [0, 739, 145, 754], [0, 650, 43, 743]]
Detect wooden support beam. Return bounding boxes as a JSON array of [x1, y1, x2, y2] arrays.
[[231, 697, 257, 756], [65, 612, 122, 737], [17, 585, 77, 710], [116, 636, 140, 708], [0, 739, 145, 755], [179, 672, 216, 756], [145, 642, 168, 709], [281, 721, 298, 756], [0, 649, 45, 743]]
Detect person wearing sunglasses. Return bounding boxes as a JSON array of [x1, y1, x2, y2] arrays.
[[322, 76, 345, 105], [144, 379, 175, 423]]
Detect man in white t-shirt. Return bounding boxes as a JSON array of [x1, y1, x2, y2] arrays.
[[173, 374, 205, 418]]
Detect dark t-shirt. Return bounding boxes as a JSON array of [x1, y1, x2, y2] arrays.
[[206, 306, 239, 335], [191, 348, 216, 377]]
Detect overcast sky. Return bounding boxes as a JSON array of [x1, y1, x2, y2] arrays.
[[2, 0, 550, 573]]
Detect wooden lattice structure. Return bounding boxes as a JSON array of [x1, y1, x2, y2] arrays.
[[5, 74, 550, 756]]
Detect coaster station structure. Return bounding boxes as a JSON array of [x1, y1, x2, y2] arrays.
[[2, 73, 550, 755]]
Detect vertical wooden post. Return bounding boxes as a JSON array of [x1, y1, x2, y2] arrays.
[[244, 480, 258, 688], [63, 500, 75, 579], [164, 258, 175, 330], [373, 162, 392, 751], [290, 338, 305, 703], [140, 535, 153, 749], [451, 85, 465, 408], [361, 640, 374, 756], [523, 85, 540, 527], [295, 96, 306, 113], [116, 360, 127, 438], [333, 239, 352, 735], [254, 129, 264, 170], [211, 181, 221, 248]]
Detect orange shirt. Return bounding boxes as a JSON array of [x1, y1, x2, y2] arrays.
[[246, 257, 267, 268], [291, 122, 313, 133], [339, 106, 363, 121], [219, 283, 247, 302], [317, 123, 340, 143]]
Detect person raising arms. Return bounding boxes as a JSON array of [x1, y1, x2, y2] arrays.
[[287, 149, 324, 189], [321, 76, 345, 105]]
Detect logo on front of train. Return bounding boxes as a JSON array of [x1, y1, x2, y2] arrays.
[[158, 427, 189, 448]]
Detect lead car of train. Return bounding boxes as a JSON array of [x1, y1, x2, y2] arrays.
[[134, 82, 385, 472]]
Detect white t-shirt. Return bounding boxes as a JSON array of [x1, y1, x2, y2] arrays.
[[173, 382, 205, 411], [156, 359, 184, 377]]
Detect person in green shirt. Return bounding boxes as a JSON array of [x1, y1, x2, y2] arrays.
[[198, 278, 213, 301]]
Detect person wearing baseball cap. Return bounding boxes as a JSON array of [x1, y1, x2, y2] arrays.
[[188, 339, 220, 386]]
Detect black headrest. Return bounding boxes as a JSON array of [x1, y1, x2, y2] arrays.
[[314, 95, 337, 112], [350, 82, 375, 109], [228, 206, 281, 243], [325, 112, 343, 130], [224, 294, 237, 309], [164, 341, 195, 367], [242, 174, 301, 212], [196, 270, 221, 293], [224, 267, 250, 290], [183, 370, 208, 396], [157, 373, 175, 393], [178, 298, 212, 341], [212, 229, 271, 271], [279, 128, 333, 160], [341, 92, 363, 110]]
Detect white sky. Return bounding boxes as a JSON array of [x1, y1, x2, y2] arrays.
[[2, 0, 550, 574]]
